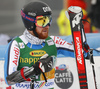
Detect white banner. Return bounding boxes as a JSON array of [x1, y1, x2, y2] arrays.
[[1, 57, 100, 89]]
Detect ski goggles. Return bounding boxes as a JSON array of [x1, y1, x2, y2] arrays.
[[21, 10, 52, 27], [36, 15, 52, 27]]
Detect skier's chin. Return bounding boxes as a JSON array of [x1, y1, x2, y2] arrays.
[[38, 33, 48, 39]]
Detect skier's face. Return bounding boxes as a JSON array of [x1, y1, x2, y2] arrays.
[[35, 25, 49, 39]]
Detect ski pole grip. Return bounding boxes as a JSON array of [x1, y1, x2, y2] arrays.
[[89, 49, 94, 64]]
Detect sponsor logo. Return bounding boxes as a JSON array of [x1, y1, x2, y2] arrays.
[[15, 82, 54, 89], [47, 39, 54, 46], [19, 42, 25, 49], [20, 57, 39, 64], [76, 37, 82, 64], [34, 82, 54, 88], [72, 12, 82, 28], [21, 10, 35, 22], [35, 82, 46, 88], [30, 50, 46, 57], [73, 31, 85, 71], [28, 12, 36, 16], [42, 7, 51, 12], [16, 83, 30, 88], [13, 47, 19, 66], [55, 64, 73, 89], [56, 64, 66, 70]]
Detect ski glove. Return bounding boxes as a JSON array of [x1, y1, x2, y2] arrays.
[[33, 54, 56, 75]]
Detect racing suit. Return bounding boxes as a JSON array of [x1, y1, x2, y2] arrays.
[[4, 29, 83, 89]]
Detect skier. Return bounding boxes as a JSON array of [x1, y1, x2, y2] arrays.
[[4, 1, 89, 89]]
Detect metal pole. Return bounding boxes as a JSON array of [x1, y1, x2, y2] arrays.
[[30, 78, 35, 89], [89, 49, 97, 89]]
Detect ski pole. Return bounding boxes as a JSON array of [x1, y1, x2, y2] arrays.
[[89, 49, 97, 89], [30, 77, 35, 89]]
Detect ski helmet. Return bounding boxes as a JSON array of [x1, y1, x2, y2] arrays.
[[21, 1, 52, 37]]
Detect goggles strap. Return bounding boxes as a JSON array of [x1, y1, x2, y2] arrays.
[[32, 24, 38, 37], [33, 29, 38, 37]]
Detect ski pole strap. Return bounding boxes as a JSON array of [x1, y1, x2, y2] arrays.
[[81, 19, 90, 24], [42, 72, 47, 82]]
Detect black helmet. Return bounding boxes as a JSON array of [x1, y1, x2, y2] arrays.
[[21, 1, 52, 37]]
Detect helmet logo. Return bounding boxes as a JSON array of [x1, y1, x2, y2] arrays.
[[42, 7, 51, 12], [28, 12, 36, 16]]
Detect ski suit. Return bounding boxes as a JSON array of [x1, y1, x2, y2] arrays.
[[4, 29, 86, 89]]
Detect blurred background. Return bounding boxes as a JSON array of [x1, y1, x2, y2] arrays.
[[0, 0, 92, 38]]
